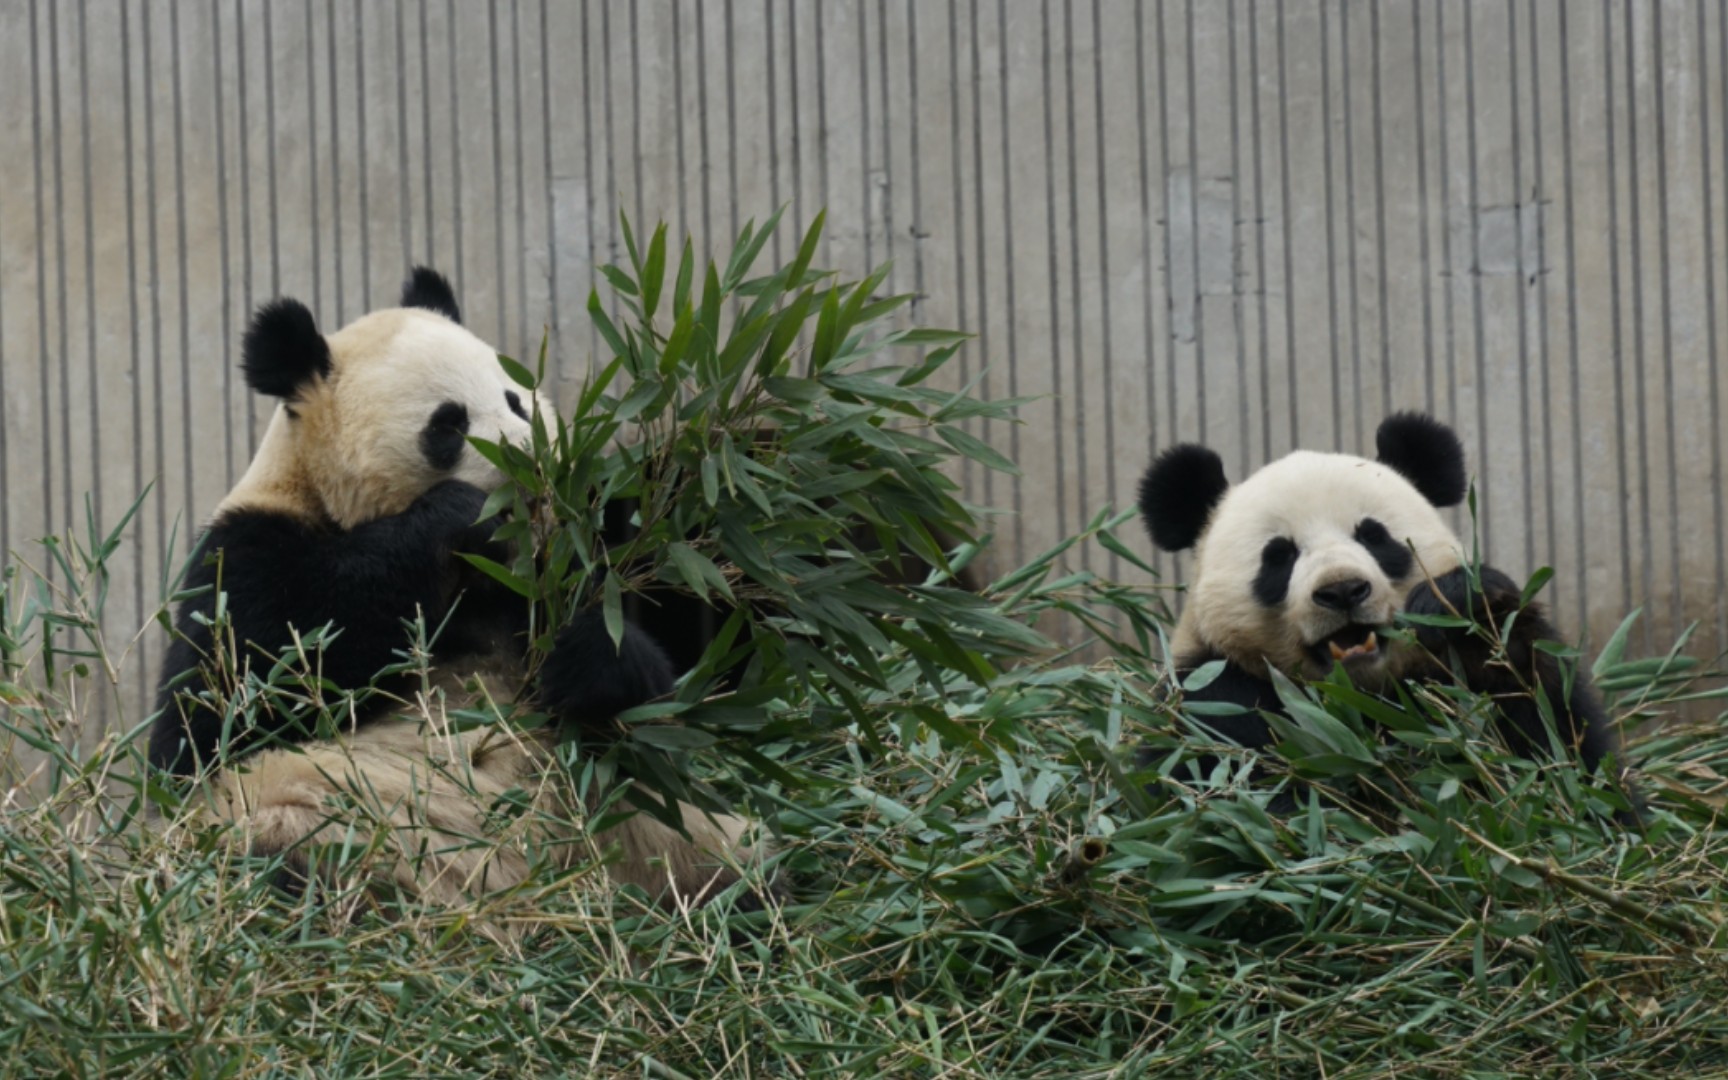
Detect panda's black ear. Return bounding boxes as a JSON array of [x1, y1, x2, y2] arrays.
[[1138, 444, 1229, 552], [1376, 411, 1467, 508], [401, 266, 462, 324], [241, 298, 331, 399]]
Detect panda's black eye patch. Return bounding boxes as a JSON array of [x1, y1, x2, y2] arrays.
[[1253, 536, 1299, 607], [1354, 517, 1413, 581], [505, 389, 528, 421], [421, 401, 470, 471]]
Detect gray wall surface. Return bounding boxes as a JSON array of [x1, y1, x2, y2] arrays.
[[1, 0, 1724, 740]]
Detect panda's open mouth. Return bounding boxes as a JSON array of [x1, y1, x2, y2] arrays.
[[1311, 623, 1384, 666]]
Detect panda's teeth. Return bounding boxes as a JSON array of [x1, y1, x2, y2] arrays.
[[1327, 630, 1381, 662]]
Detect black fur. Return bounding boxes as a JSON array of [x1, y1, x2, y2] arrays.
[[401, 266, 463, 323], [242, 299, 331, 399], [1252, 537, 1299, 607], [537, 609, 678, 729], [150, 480, 506, 775], [151, 476, 682, 775], [1353, 517, 1413, 581], [1134, 652, 1284, 796], [1139, 444, 1230, 552], [1158, 653, 1284, 750], [1375, 412, 1467, 508], [419, 401, 471, 471], [1405, 566, 1619, 774]]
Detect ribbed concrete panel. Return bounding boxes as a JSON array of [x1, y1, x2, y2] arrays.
[[0, 1, 1723, 741]]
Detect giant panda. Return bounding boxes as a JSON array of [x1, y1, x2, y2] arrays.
[[1136, 411, 1632, 810], [149, 268, 769, 917]]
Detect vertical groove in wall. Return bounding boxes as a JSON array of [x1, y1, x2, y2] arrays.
[[79, 0, 101, 568], [1709, 0, 1728, 651], [0, 2, 8, 562], [1463, 0, 1491, 552], [1368, 2, 1390, 429], [210, 0, 231, 491], [1624, 0, 1655, 653], [171, 0, 192, 547], [1063, 0, 1086, 570], [996, 0, 1022, 557], [1093, 0, 1118, 583], [120, 0, 143, 713], [1, 0, 1725, 732], [906, 0, 925, 325], [1650, 0, 1681, 636], [1339, 0, 1363, 454], [48, 0, 71, 563], [538, 0, 557, 375], [1558, 0, 1589, 642], [1525, 0, 1555, 604], [29, 0, 53, 584]]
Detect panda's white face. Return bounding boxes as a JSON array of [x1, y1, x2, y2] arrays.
[[228, 305, 541, 529], [299, 309, 538, 527], [1181, 451, 1464, 684]]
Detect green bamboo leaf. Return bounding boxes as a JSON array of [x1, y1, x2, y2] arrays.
[[665, 541, 736, 604], [602, 569, 624, 650], [587, 289, 629, 360], [619, 212, 641, 273], [809, 287, 842, 372], [455, 554, 534, 599], [697, 263, 723, 371], [658, 308, 696, 376], [672, 237, 695, 316], [755, 287, 815, 377], [787, 208, 826, 290], [641, 222, 668, 319], [495, 353, 538, 390], [935, 425, 1021, 475], [1592, 608, 1642, 679], [722, 204, 786, 292], [600, 264, 639, 298], [631, 725, 717, 751], [1520, 565, 1555, 607]]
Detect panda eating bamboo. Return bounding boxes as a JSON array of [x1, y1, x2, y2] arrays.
[[149, 269, 769, 916], [1136, 412, 1635, 815]]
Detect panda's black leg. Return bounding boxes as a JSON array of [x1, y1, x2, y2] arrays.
[[538, 609, 677, 729]]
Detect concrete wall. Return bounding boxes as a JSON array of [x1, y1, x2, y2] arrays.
[[1, 0, 1724, 740]]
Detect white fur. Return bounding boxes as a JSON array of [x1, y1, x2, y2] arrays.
[[1176, 451, 1465, 683]]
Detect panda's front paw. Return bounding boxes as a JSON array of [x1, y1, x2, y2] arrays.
[[1407, 566, 1525, 624], [415, 480, 515, 556], [416, 479, 491, 527], [539, 609, 677, 730]]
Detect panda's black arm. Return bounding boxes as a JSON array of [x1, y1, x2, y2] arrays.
[[1134, 654, 1281, 767], [536, 608, 678, 731], [1134, 655, 1283, 793], [149, 480, 493, 775], [1405, 565, 1618, 774]]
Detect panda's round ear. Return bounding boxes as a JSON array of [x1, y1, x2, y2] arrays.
[[1138, 444, 1229, 552], [401, 266, 462, 324], [242, 298, 331, 399], [1375, 411, 1467, 508]]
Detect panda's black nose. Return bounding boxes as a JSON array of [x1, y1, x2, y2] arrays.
[[1313, 578, 1372, 612]]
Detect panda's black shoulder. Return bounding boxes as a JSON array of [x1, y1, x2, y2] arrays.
[[182, 509, 327, 589]]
